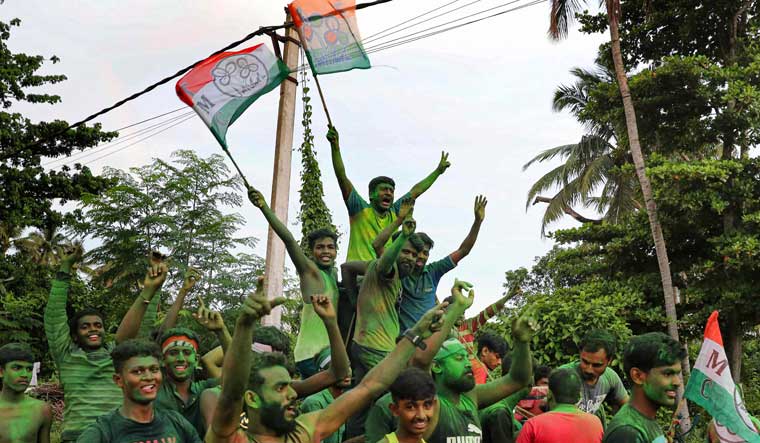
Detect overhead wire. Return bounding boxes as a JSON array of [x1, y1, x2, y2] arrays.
[[110, 107, 186, 132], [360, 0, 465, 42]]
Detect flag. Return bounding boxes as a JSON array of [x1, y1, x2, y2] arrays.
[[684, 311, 760, 443], [288, 0, 370, 75], [176, 43, 289, 148]]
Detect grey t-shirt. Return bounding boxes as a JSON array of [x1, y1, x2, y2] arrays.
[[560, 362, 628, 425]]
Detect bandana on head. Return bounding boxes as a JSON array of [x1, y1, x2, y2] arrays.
[[434, 339, 466, 362], [162, 335, 199, 354]]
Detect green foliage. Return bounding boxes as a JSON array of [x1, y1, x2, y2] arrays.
[[297, 65, 338, 255], [0, 16, 117, 232]]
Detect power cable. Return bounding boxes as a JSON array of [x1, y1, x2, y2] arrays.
[[361, 0, 464, 42], [44, 111, 196, 167], [111, 107, 186, 132]]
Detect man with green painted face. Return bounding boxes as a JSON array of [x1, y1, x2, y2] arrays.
[[327, 125, 451, 262], [603, 332, 686, 443], [76, 339, 201, 443], [371, 195, 487, 333], [559, 329, 629, 427], [154, 326, 221, 438], [248, 187, 342, 379], [0, 344, 52, 443], [205, 276, 449, 443], [44, 246, 169, 442], [365, 281, 537, 443]]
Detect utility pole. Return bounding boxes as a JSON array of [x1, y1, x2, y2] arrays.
[[262, 14, 300, 326]]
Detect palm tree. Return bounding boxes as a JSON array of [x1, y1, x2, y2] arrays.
[[548, 0, 689, 425], [13, 226, 71, 267], [524, 66, 642, 235]]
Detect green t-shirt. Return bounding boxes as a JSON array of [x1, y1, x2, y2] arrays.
[[44, 278, 123, 441], [75, 408, 202, 443], [603, 404, 666, 443], [293, 269, 339, 362], [154, 375, 219, 438], [365, 393, 395, 443], [300, 389, 344, 443], [353, 260, 402, 352], [429, 394, 483, 443], [560, 362, 628, 427], [345, 189, 409, 262]]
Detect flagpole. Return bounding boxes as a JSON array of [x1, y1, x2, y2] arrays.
[[291, 25, 333, 127], [221, 146, 252, 190]]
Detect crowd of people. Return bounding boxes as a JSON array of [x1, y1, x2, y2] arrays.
[[0, 126, 721, 443]]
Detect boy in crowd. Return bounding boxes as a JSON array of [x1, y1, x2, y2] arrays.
[[45, 246, 168, 442], [299, 347, 353, 443], [76, 339, 201, 443], [603, 332, 685, 443], [378, 367, 439, 443], [473, 332, 508, 384], [516, 367, 603, 443], [0, 343, 52, 443], [248, 187, 341, 378]]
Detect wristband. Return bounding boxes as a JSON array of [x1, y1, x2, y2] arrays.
[[403, 329, 427, 350]]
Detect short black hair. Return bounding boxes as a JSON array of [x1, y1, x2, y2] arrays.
[[390, 367, 436, 402], [69, 308, 105, 336], [477, 332, 507, 358], [368, 176, 395, 194], [111, 339, 161, 373], [159, 327, 200, 349], [0, 343, 34, 367], [549, 367, 581, 404], [579, 329, 617, 359], [253, 326, 291, 355], [307, 229, 338, 251], [248, 352, 292, 394], [534, 365, 552, 383], [623, 332, 685, 381], [416, 232, 434, 249], [390, 232, 425, 252]]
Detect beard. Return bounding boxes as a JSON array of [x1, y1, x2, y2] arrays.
[[447, 374, 476, 393], [260, 400, 297, 435]]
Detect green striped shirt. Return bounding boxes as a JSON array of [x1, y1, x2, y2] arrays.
[[44, 279, 122, 441]]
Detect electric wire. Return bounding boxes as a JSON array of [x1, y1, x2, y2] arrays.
[[360, 0, 464, 42], [110, 107, 186, 132], [43, 111, 196, 168]]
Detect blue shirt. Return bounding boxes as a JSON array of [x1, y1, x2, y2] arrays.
[[398, 255, 456, 332]]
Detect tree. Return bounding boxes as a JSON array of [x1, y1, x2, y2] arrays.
[[296, 66, 338, 255], [13, 225, 71, 267], [0, 16, 117, 235], [525, 65, 641, 234]]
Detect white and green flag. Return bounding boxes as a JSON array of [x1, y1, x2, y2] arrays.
[[685, 311, 760, 442]]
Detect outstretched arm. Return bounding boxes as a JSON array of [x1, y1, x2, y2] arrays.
[[115, 252, 168, 344], [208, 279, 285, 442], [327, 125, 355, 202], [309, 303, 447, 440], [248, 187, 316, 281], [474, 315, 537, 409], [461, 286, 519, 335], [450, 195, 487, 264], [377, 216, 416, 276], [372, 198, 414, 257], [411, 279, 474, 371], [161, 267, 201, 333], [44, 245, 83, 361], [407, 151, 451, 199], [292, 295, 351, 397], [194, 307, 232, 377]]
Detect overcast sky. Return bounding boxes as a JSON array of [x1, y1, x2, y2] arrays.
[[7, 0, 606, 315]]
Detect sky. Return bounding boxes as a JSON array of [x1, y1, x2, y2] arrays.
[[6, 0, 607, 315]]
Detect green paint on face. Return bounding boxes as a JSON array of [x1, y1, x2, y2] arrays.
[[311, 237, 337, 270], [435, 342, 475, 393], [1, 361, 33, 393], [369, 183, 394, 213], [642, 362, 681, 408], [75, 314, 105, 350], [163, 346, 198, 382], [120, 356, 162, 405]]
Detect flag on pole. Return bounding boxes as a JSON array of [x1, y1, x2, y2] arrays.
[[288, 0, 370, 75], [684, 311, 760, 443], [176, 43, 289, 148]]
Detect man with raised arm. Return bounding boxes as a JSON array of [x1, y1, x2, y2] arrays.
[[248, 186, 341, 378], [373, 195, 487, 333], [44, 246, 168, 442], [365, 281, 537, 443], [327, 125, 450, 262], [205, 278, 450, 443], [0, 343, 52, 443]]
